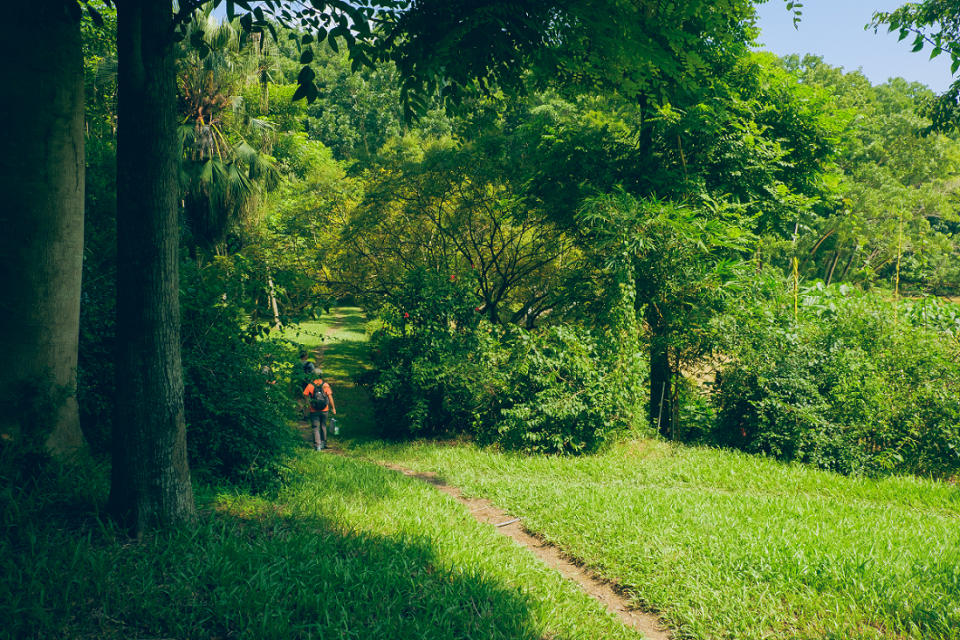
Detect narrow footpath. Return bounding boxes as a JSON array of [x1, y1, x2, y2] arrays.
[[311, 308, 670, 640]]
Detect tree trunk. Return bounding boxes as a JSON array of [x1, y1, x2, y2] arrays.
[[0, 2, 86, 459], [649, 343, 673, 439], [839, 242, 859, 282], [268, 276, 282, 329], [824, 247, 842, 286], [109, 0, 195, 532], [647, 310, 673, 439]]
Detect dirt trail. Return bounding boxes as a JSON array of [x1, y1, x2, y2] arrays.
[[329, 449, 670, 640]]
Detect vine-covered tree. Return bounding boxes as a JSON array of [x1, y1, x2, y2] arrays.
[[581, 193, 749, 438]]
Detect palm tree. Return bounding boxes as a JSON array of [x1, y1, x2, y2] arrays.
[[177, 9, 279, 256]]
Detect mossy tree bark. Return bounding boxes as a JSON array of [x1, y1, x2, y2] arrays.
[[108, 0, 195, 532], [0, 2, 87, 459]]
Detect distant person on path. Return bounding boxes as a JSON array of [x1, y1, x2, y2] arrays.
[[303, 372, 336, 451]]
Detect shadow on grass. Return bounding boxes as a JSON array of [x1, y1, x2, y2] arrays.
[[2, 460, 546, 640], [321, 338, 372, 382], [192, 511, 543, 640]]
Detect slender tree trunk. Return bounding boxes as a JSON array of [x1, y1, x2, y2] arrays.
[[109, 0, 195, 532], [825, 247, 842, 286], [268, 276, 282, 329], [647, 309, 673, 439], [649, 344, 673, 439], [0, 2, 86, 459], [839, 242, 859, 282]]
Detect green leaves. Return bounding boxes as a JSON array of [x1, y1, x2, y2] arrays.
[[717, 282, 960, 477], [870, 2, 960, 130], [292, 65, 318, 103], [784, 0, 804, 29]]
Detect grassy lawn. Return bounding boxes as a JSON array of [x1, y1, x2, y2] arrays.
[[352, 439, 960, 640], [8, 307, 958, 639], [2, 309, 642, 639], [1, 452, 644, 639]]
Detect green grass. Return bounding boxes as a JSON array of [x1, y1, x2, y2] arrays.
[[279, 309, 379, 441], [309, 307, 960, 640], [1, 310, 643, 639], [351, 439, 960, 640], [0, 452, 642, 639], [9, 306, 959, 639]]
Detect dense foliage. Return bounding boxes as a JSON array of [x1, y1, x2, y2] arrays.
[[180, 258, 301, 488], [365, 268, 645, 453], [715, 279, 960, 477], [366, 268, 489, 438], [488, 324, 645, 454], [68, 1, 960, 484]]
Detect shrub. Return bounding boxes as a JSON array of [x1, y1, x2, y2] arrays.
[[715, 280, 960, 477], [366, 268, 647, 453], [366, 268, 491, 438], [486, 324, 646, 454], [180, 257, 301, 490]]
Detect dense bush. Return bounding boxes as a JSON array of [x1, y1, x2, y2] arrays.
[[486, 324, 646, 454], [366, 268, 646, 453], [78, 250, 301, 488], [715, 280, 960, 477], [180, 257, 301, 489], [366, 268, 491, 438]]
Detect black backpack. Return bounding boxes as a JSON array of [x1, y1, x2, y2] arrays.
[[310, 380, 329, 411]]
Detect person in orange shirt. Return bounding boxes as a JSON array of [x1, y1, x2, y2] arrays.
[[303, 372, 336, 451]]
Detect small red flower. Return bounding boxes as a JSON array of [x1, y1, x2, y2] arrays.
[[449, 274, 456, 281], [403, 312, 410, 319], [475, 307, 481, 312]]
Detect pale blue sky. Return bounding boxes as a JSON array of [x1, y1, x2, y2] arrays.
[[753, 0, 956, 92]]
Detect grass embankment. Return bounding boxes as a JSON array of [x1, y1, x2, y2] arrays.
[[354, 438, 960, 640], [1, 309, 640, 639]]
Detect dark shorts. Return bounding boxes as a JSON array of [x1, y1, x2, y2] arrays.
[[309, 412, 328, 429]]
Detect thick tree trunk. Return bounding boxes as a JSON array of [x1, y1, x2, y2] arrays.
[[0, 3, 86, 459], [109, 0, 195, 532]]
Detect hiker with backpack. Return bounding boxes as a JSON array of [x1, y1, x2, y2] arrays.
[[303, 371, 336, 451]]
